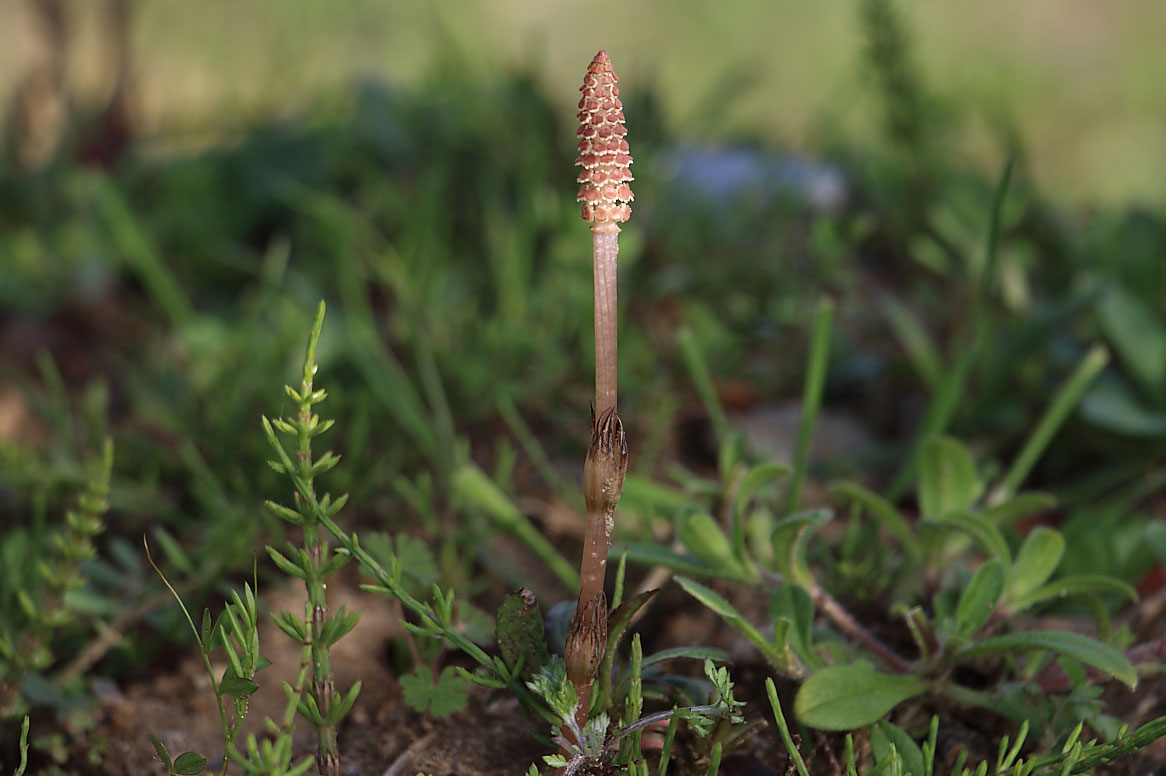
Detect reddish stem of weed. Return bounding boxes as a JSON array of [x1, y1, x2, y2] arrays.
[[592, 222, 620, 415]]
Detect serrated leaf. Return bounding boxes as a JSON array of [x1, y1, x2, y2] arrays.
[[771, 510, 830, 588], [954, 559, 1005, 636], [831, 480, 923, 562], [1008, 527, 1065, 603], [396, 534, 439, 585], [794, 664, 926, 730], [1006, 574, 1138, 614], [918, 436, 983, 518], [927, 509, 1011, 564], [172, 751, 208, 775], [956, 630, 1136, 688], [400, 665, 468, 717]]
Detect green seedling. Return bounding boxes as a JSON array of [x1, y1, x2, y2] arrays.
[[265, 300, 361, 776]]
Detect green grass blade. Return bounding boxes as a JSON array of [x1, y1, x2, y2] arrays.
[[786, 298, 833, 514], [994, 345, 1109, 501]]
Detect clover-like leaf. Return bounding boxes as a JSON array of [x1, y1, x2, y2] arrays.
[[172, 751, 209, 776], [400, 665, 470, 717]]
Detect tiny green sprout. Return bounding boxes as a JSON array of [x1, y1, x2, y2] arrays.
[[527, 656, 578, 724]]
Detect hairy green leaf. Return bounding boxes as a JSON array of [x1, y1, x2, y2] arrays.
[[954, 558, 1005, 636], [927, 509, 1011, 564], [794, 664, 926, 730], [1007, 574, 1138, 614], [957, 630, 1136, 688], [495, 587, 549, 681]]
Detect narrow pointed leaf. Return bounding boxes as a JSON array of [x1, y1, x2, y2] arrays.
[[771, 509, 830, 588], [679, 513, 743, 574], [832, 481, 923, 562], [956, 630, 1136, 688], [1007, 575, 1138, 614], [954, 558, 1005, 636], [927, 509, 1011, 564], [676, 576, 799, 676]]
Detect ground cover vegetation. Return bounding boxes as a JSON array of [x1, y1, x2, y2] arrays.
[[1, 1, 1164, 774]]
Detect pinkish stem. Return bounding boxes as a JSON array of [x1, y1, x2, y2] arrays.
[[592, 222, 620, 414]]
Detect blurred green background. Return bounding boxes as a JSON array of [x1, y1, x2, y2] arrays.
[[1, 0, 1164, 761], [2, 0, 1166, 205]]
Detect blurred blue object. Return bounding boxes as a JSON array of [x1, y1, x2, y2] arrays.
[[659, 146, 848, 212]]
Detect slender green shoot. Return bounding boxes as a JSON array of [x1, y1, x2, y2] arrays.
[[971, 155, 1016, 336], [993, 345, 1109, 502], [705, 741, 723, 776], [656, 713, 680, 776], [766, 678, 810, 776], [13, 715, 29, 776], [678, 328, 730, 445], [786, 298, 834, 514]]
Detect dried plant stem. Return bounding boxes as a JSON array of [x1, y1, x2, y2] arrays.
[[592, 222, 621, 414], [810, 584, 912, 674]]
